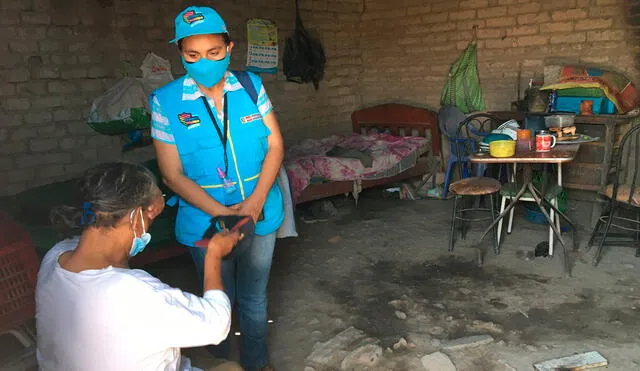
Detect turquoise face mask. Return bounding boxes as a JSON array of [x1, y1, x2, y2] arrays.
[[182, 50, 230, 88], [129, 209, 151, 257]]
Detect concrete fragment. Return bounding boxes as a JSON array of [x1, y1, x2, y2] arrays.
[[306, 327, 377, 369], [442, 334, 494, 351], [470, 320, 504, 334], [525, 344, 538, 352], [395, 310, 407, 320], [392, 337, 408, 350], [459, 288, 472, 295], [308, 318, 320, 326], [304, 367, 316, 371], [421, 351, 456, 371], [328, 235, 342, 244], [495, 359, 517, 371], [533, 351, 608, 371], [388, 299, 406, 309], [340, 344, 383, 370], [428, 326, 445, 336]]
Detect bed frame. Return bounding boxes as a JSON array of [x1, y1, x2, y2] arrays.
[[295, 103, 441, 205]]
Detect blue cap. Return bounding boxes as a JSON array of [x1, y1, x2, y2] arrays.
[[171, 6, 228, 44]]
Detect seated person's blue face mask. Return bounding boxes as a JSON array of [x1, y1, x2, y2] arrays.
[[182, 47, 230, 88], [130, 208, 151, 257]]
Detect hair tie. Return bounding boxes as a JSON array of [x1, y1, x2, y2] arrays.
[[80, 202, 96, 226]]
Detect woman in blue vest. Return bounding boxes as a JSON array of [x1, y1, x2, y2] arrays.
[[150, 6, 284, 371]]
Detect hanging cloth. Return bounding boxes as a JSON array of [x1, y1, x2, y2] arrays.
[[440, 26, 485, 113]]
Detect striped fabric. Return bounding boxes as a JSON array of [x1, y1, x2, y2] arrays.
[[151, 71, 273, 144]]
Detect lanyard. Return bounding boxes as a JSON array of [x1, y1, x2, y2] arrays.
[[200, 95, 229, 174]]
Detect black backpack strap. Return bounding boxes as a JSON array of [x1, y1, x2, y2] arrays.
[[232, 70, 258, 106]]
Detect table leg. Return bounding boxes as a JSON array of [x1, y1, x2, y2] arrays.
[[480, 166, 532, 241], [538, 195, 579, 252], [526, 182, 566, 246]]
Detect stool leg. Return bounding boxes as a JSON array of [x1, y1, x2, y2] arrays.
[[490, 193, 500, 255], [635, 211, 640, 257], [497, 195, 506, 245], [549, 198, 556, 257], [586, 209, 604, 251], [449, 195, 458, 252], [442, 159, 455, 199], [507, 198, 515, 234], [593, 203, 616, 267]]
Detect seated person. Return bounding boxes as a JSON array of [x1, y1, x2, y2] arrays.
[[35, 162, 243, 371]]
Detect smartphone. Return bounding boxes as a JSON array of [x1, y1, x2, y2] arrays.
[[231, 216, 252, 232], [194, 216, 254, 248]]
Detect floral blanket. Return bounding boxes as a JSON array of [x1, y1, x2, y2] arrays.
[[285, 133, 428, 203]]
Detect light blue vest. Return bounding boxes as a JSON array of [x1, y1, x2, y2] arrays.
[[152, 74, 284, 247]]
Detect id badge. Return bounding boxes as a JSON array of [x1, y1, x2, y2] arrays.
[[217, 167, 237, 194]]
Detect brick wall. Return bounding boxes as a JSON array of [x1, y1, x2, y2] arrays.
[[0, 0, 363, 196], [360, 0, 639, 112], [2, 0, 638, 197]]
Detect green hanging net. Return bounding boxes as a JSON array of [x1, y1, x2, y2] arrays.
[[441, 40, 485, 113]]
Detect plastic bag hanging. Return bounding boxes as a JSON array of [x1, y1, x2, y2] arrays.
[[440, 26, 485, 113]]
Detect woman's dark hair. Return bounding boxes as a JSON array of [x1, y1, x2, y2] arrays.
[[177, 33, 231, 50], [50, 162, 159, 237]]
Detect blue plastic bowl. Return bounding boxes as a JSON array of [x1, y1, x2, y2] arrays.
[[482, 133, 512, 144]]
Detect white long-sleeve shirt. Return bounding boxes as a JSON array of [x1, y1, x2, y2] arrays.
[[35, 237, 231, 371]]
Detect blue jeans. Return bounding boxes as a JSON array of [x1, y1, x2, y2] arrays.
[[189, 232, 276, 371]]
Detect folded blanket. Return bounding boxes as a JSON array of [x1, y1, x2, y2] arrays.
[[542, 65, 640, 114]]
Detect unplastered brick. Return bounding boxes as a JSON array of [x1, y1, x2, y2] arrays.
[[506, 25, 538, 36], [542, 0, 577, 10], [574, 18, 614, 30], [552, 8, 588, 21], [508, 3, 541, 15], [460, 0, 489, 9], [517, 13, 551, 25], [587, 29, 626, 42], [540, 22, 574, 33], [486, 16, 517, 28], [485, 37, 516, 48], [21, 11, 50, 24], [478, 6, 507, 18], [449, 10, 476, 21], [516, 35, 548, 46], [589, 6, 622, 17], [550, 32, 586, 44]]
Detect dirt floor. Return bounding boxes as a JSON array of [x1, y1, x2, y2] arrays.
[[3, 190, 640, 370], [151, 190, 640, 371]]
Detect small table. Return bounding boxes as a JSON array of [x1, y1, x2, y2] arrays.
[[470, 144, 580, 276]]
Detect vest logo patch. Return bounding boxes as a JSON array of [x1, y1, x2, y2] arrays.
[[240, 113, 262, 124], [183, 10, 204, 25], [178, 112, 201, 129]]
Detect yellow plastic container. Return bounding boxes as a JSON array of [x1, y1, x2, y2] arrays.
[[489, 140, 516, 158]]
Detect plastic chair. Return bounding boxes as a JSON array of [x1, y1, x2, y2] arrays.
[[438, 107, 499, 198], [0, 211, 40, 370], [588, 123, 640, 266], [497, 165, 564, 256]]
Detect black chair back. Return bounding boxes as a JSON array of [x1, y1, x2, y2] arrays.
[[611, 123, 640, 205]]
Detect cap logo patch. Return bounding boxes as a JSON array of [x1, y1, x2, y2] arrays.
[[183, 10, 204, 25]]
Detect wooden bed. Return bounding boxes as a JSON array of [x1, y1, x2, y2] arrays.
[[295, 103, 441, 204]]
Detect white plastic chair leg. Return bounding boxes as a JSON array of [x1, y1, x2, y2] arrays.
[[548, 201, 555, 256], [507, 198, 515, 234], [497, 195, 507, 245]]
